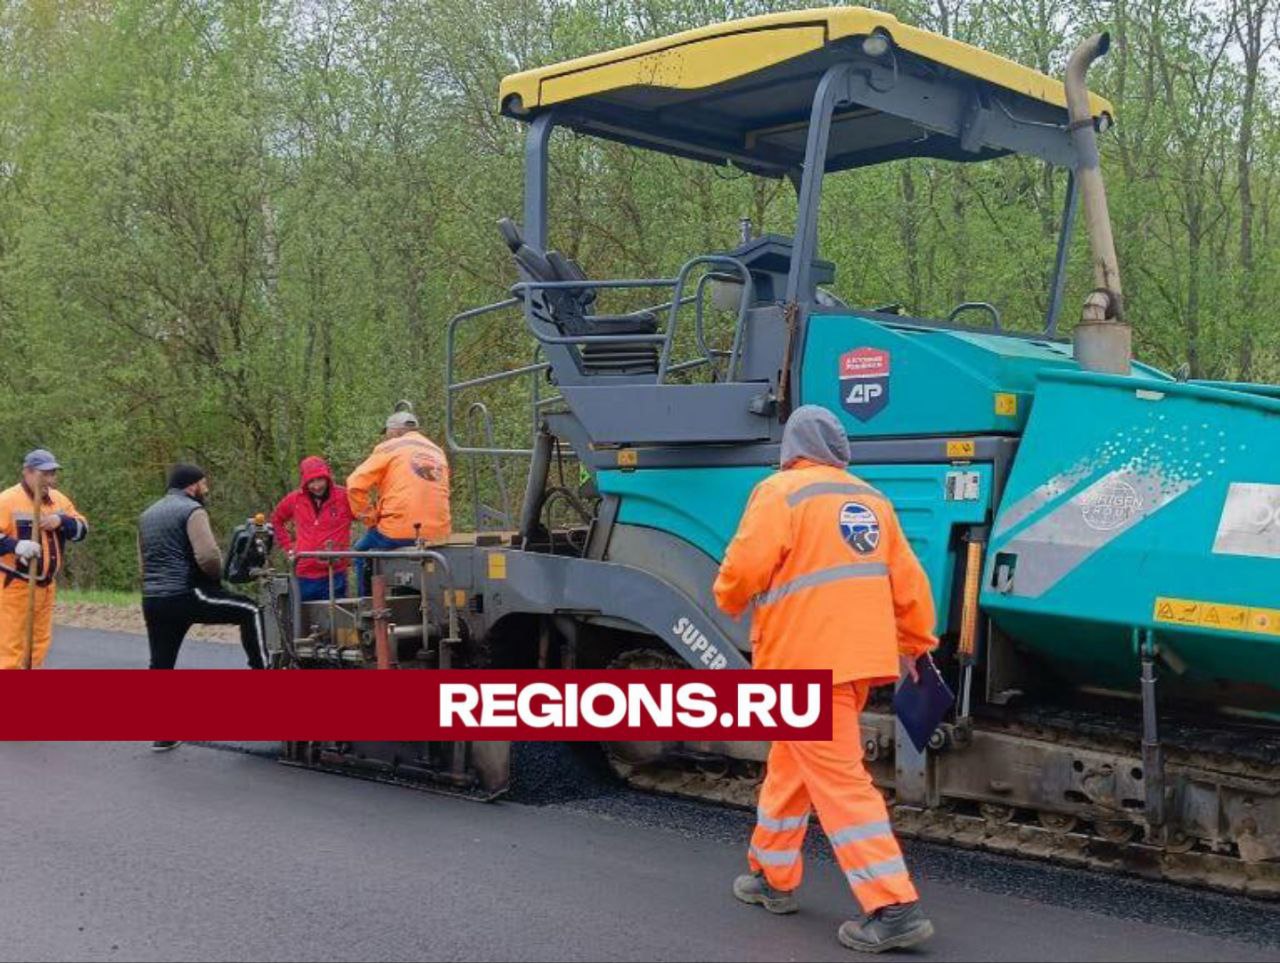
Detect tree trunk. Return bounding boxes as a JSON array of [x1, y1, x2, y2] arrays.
[[1232, 0, 1270, 381]]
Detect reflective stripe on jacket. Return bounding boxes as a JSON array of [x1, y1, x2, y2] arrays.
[[713, 460, 937, 685], [0, 483, 88, 588]]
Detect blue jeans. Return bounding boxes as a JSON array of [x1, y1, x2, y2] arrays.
[[297, 573, 348, 603], [353, 529, 416, 595]]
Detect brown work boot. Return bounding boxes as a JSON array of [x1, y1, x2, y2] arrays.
[[733, 872, 798, 914], [838, 902, 934, 953]]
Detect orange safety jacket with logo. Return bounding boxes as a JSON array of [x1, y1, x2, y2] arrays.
[[0, 482, 88, 588], [346, 431, 452, 542], [713, 460, 936, 685]]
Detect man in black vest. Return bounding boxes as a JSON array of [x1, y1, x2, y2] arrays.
[[139, 465, 266, 748]]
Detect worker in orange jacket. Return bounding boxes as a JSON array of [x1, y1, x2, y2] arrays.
[[714, 405, 937, 954], [0, 449, 88, 669], [347, 405, 451, 593]]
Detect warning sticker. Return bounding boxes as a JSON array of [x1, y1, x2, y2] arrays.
[[488, 552, 507, 580], [1213, 482, 1280, 559], [1198, 602, 1250, 630], [839, 348, 890, 422], [1252, 608, 1280, 636], [1153, 596, 1280, 636]]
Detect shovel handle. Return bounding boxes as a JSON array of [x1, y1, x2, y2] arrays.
[[23, 477, 44, 669]]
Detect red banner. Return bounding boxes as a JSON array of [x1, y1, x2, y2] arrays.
[[0, 670, 833, 741]]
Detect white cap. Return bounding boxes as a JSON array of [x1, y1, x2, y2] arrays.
[[386, 410, 419, 430]]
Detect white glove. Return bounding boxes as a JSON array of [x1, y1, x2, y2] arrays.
[[14, 539, 41, 561]]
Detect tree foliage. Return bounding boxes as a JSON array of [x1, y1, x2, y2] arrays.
[[1, 0, 1277, 587]]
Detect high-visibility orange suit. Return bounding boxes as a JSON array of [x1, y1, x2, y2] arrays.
[[0, 472, 88, 670], [714, 405, 936, 918]]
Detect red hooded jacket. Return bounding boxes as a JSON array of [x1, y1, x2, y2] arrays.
[[271, 457, 355, 579]]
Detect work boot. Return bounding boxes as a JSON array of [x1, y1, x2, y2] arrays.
[[151, 741, 183, 752], [838, 902, 934, 953], [733, 872, 798, 914]]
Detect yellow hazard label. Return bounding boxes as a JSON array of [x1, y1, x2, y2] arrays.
[[1199, 602, 1250, 631], [947, 440, 976, 459], [617, 449, 638, 470], [488, 552, 507, 580], [1250, 607, 1280, 636], [1154, 597, 1280, 636], [994, 393, 1019, 417], [444, 589, 467, 608]]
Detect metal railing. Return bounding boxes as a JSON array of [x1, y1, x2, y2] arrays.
[[445, 297, 543, 458], [509, 254, 753, 384], [289, 549, 459, 668], [463, 402, 513, 530], [445, 254, 754, 461], [691, 270, 748, 381], [946, 301, 1003, 332]]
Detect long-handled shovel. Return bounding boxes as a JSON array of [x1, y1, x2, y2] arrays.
[[23, 475, 43, 670]]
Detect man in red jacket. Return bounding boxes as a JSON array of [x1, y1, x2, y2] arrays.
[[271, 457, 355, 601]]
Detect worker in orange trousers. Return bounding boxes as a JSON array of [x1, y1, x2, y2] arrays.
[[0, 449, 88, 669], [714, 405, 938, 953]]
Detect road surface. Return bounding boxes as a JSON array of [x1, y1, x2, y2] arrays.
[[0, 627, 1275, 962]]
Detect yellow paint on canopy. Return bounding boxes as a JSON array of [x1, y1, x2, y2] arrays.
[[499, 7, 1114, 119]]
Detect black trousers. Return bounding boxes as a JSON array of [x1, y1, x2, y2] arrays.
[[142, 587, 266, 669]]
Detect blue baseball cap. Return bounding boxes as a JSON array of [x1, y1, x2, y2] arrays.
[[23, 449, 61, 471]]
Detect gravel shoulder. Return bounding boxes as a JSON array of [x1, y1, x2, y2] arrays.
[[55, 600, 239, 644]]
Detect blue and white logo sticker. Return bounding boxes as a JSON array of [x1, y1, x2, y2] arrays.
[[839, 501, 881, 555]]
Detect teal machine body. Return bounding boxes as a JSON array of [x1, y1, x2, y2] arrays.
[[597, 313, 1280, 713]]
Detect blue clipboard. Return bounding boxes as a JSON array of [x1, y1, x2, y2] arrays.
[[892, 655, 955, 753]]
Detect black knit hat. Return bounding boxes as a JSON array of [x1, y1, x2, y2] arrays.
[[167, 463, 207, 491]]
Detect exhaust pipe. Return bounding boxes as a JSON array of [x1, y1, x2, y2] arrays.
[[1065, 32, 1132, 375]]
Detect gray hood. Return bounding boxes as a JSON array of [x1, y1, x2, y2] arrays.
[[780, 405, 850, 469]]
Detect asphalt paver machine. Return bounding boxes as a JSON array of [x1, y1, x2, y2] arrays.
[[261, 8, 1280, 895]]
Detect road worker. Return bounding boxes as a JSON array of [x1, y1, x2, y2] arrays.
[[714, 404, 938, 954], [0, 449, 89, 669], [139, 464, 266, 700], [271, 456, 355, 601], [346, 406, 451, 594]]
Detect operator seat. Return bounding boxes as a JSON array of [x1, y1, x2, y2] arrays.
[[498, 218, 660, 375]]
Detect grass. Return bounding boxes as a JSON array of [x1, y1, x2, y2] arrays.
[[60, 588, 141, 607]]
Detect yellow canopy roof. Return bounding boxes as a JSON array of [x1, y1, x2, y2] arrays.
[[499, 8, 1114, 119]]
